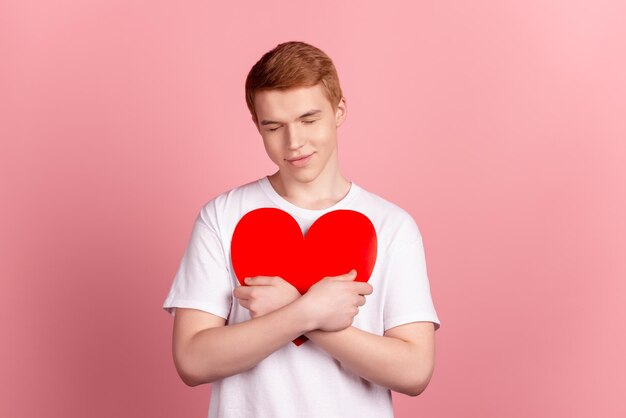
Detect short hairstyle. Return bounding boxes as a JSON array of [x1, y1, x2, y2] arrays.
[[245, 41, 344, 125]]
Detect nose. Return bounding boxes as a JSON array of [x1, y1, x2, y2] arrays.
[[286, 124, 305, 151]]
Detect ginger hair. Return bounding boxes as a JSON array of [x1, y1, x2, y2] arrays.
[[245, 41, 344, 126]]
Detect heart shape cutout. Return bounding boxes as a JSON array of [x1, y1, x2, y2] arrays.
[[231, 208, 378, 346]]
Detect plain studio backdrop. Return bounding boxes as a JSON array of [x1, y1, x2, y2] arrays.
[[1, 1, 625, 417]]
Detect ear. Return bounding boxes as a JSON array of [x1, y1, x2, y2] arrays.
[[252, 115, 260, 133], [335, 97, 347, 128]]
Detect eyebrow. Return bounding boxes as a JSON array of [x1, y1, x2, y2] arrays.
[[260, 109, 322, 126]]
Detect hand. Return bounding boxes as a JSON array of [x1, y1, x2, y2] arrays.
[[301, 269, 373, 332], [233, 275, 301, 319]]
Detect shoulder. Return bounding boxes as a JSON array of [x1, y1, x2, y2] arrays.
[[197, 177, 263, 230], [354, 184, 422, 251]]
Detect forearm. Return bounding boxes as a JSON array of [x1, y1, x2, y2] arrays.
[[303, 326, 423, 396], [183, 298, 314, 386]]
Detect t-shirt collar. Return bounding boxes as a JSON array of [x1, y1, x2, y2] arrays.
[[258, 175, 361, 220]]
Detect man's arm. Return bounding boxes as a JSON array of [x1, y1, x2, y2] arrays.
[[233, 274, 437, 396], [172, 272, 365, 387], [172, 299, 315, 387], [303, 321, 436, 397]]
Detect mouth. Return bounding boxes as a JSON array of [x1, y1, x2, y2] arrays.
[[286, 153, 314, 167], [287, 153, 313, 162]]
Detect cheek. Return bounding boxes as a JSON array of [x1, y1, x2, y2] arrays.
[[312, 123, 336, 146], [263, 140, 283, 161]]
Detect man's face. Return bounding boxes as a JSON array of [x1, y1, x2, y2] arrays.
[[253, 83, 346, 184]]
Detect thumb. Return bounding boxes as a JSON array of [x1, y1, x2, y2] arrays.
[[336, 269, 357, 280]]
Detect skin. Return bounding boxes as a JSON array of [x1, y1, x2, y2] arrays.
[[172, 83, 435, 397]]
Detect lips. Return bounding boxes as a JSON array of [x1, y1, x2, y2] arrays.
[[287, 153, 312, 162], [287, 153, 313, 168]]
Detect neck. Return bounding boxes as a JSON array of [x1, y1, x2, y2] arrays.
[[268, 169, 351, 211]]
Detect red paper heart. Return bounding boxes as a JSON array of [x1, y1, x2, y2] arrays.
[[231, 208, 378, 346]]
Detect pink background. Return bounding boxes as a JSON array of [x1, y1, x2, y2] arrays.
[[2, 1, 625, 417]]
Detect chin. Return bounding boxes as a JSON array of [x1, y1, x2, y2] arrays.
[[284, 168, 319, 183]]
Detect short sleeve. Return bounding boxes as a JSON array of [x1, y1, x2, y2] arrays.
[[162, 209, 233, 319], [383, 234, 441, 332]]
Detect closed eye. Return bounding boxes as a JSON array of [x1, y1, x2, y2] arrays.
[[267, 120, 317, 132]]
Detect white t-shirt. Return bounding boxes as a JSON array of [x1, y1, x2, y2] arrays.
[[163, 175, 441, 418]]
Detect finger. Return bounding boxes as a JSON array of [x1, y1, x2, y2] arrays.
[[334, 269, 358, 280], [357, 283, 373, 295], [234, 286, 253, 298], [244, 276, 276, 286]]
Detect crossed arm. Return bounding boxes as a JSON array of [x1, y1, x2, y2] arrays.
[[304, 322, 435, 396], [235, 276, 436, 397]]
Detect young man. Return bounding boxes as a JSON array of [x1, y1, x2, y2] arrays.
[[163, 41, 441, 418]]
